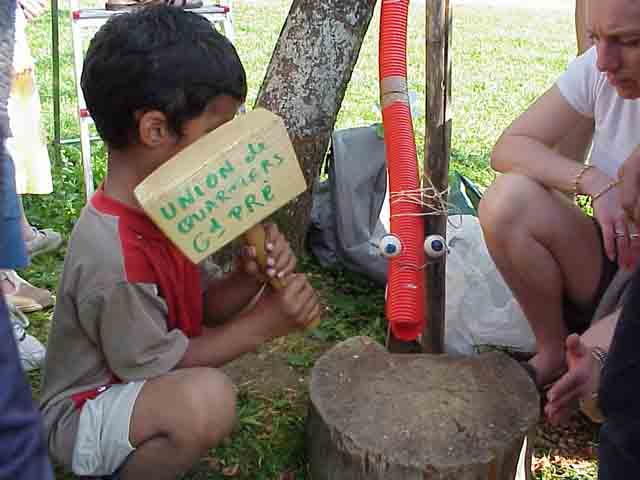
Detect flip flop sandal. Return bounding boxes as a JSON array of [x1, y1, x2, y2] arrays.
[[6, 294, 43, 314], [519, 361, 554, 394], [519, 361, 568, 398], [1, 270, 54, 312]]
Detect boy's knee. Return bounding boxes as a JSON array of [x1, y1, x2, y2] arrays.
[[180, 368, 237, 447]]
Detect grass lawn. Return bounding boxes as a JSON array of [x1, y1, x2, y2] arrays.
[[17, 1, 598, 478]]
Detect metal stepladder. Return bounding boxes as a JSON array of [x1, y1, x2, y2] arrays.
[[50, 0, 235, 201]]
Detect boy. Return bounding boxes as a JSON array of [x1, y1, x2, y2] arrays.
[[39, 6, 320, 480]]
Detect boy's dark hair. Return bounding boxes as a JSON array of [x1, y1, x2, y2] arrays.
[[81, 5, 247, 150]]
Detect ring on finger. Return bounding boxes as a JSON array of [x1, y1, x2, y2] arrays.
[[618, 232, 640, 239]]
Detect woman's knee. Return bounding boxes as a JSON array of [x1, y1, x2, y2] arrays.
[[479, 173, 544, 234]]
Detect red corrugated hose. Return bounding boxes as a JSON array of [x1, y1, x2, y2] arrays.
[[379, 0, 426, 341]]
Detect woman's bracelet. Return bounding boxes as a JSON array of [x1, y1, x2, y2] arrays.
[[591, 346, 608, 368], [573, 164, 593, 199], [579, 346, 608, 423], [592, 179, 621, 202]]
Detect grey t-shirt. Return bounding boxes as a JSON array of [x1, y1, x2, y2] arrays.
[[40, 190, 193, 467]]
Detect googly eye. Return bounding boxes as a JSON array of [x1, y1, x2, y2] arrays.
[[379, 234, 403, 258], [424, 235, 446, 258]]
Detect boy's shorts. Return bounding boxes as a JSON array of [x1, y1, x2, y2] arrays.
[[71, 381, 145, 477]]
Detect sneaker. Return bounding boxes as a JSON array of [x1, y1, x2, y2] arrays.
[[25, 227, 63, 258], [9, 303, 46, 372], [1, 270, 54, 313], [105, 0, 203, 10]]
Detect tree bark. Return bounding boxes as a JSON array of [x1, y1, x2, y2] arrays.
[[254, 0, 377, 254]]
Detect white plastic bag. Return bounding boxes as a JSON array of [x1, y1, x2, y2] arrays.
[[444, 215, 537, 356]]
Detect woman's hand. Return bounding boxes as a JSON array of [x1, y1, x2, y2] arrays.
[[545, 334, 600, 425], [592, 183, 640, 270], [619, 145, 640, 225]]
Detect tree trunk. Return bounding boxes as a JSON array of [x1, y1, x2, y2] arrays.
[[307, 337, 540, 480], [254, 0, 377, 254]]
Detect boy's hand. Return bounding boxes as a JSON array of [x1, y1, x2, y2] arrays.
[[240, 223, 296, 283], [257, 274, 321, 339]]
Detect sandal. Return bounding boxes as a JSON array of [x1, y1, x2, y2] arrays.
[[519, 361, 554, 394], [519, 360, 568, 395], [1, 270, 54, 313], [25, 227, 63, 259]]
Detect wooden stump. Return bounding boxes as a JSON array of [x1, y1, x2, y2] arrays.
[[307, 337, 539, 480]]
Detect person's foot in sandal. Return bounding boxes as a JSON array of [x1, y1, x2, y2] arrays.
[[25, 226, 63, 259], [519, 358, 566, 393], [105, 0, 203, 11], [1, 269, 54, 313]]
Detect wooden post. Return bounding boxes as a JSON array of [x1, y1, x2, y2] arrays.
[[254, 0, 377, 255], [422, 0, 452, 354], [575, 0, 592, 55]]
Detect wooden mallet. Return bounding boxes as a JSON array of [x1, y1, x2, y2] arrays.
[[135, 108, 319, 329]]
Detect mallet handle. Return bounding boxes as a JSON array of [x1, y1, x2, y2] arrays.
[[244, 224, 320, 330], [244, 224, 286, 290]]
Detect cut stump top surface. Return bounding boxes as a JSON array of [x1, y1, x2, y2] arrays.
[[309, 336, 540, 470]]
